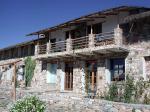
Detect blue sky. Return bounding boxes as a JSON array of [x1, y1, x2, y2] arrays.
[[0, 0, 150, 48]]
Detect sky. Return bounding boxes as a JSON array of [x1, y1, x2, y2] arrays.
[[0, 0, 150, 48]]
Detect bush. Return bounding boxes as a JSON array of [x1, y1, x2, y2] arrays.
[[10, 96, 46, 112], [103, 75, 150, 104], [105, 82, 118, 101], [134, 78, 145, 103], [25, 57, 36, 87], [143, 94, 150, 104], [123, 75, 135, 103]]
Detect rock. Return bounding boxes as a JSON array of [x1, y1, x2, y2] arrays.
[[135, 109, 142, 112], [104, 104, 113, 110], [109, 107, 119, 112], [142, 109, 150, 112]]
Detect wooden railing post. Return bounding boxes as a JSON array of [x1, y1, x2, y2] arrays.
[[114, 25, 123, 46]]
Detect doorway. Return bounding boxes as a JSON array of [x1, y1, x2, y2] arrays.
[[86, 61, 97, 92], [65, 63, 73, 90]]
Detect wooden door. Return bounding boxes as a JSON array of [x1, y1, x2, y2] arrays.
[[65, 63, 73, 90], [86, 61, 97, 92]]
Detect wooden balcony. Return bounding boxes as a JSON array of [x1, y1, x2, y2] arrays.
[[36, 27, 127, 56]]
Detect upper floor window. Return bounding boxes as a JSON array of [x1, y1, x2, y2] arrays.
[[93, 23, 102, 34], [87, 23, 102, 34], [65, 31, 69, 39]]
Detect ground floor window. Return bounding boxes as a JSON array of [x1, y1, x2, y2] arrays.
[[110, 58, 125, 81], [47, 63, 57, 83]]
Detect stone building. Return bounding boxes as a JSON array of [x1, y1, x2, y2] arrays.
[[0, 6, 150, 96]]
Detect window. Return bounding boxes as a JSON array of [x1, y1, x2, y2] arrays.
[[42, 61, 47, 71], [110, 58, 125, 81], [87, 25, 91, 34], [87, 23, 102, 34], [30, 44, 35, 55], [93, 23, 102, 34], [47, 63, 57, 83], [65, 31, 69, 39]]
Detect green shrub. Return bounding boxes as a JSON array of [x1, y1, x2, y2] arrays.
[[134, 78, 145, 103], [123, 75, 135, 103], [10, 96, 46, 112], [143, 94, 150, 104], [25, 57, 36, 87], [103, 75, 150, 104], [105, 82, 118, 101]]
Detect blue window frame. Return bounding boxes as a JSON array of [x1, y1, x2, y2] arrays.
[[110, 58, 125, 81]]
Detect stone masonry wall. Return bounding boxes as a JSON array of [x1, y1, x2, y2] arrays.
[[125, 41, 150, 81], [31, 60, 57, 91], [73, 61, 85, 95], [96, 59, 107, 96]]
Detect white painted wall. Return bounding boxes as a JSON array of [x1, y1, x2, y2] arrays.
[[105, 59, 111, 84], [50, 30, 66, 42], [102, 12, 129, 33], [60, 62, 65, 91]]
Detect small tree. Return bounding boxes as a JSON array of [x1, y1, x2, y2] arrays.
[[24, 57, 36, 87], [123, 75, 135, 103]]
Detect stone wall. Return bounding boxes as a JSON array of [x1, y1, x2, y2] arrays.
[[145, 57, 150, 80], [56, 62, 65, 92], [73, 61, 85, 95], [125, 41, 150, 81], [96, 59, 107, 96], [31, 60, 57, 91]]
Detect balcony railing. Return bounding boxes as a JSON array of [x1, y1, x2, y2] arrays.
[[38, 44, 47, 54], [94, 31, 115, 46], [72, 36, 89, 50], [50, 40, 66, 53], [37, 27, 123, 55]]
